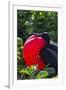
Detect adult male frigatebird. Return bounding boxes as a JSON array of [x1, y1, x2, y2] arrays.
[[23, 32, 58, 75]]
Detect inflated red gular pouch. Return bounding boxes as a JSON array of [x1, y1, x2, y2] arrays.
[[23, 35, 47, 69]]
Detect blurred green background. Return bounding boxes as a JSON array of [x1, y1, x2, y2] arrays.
[[17, 10, 58, 80], [17, 10, 58, 43]]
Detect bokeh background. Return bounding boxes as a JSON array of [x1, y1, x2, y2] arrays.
[[17, 10, 58, 80]]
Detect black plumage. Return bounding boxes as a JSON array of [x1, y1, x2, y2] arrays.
[[40, 43, 58, 75]]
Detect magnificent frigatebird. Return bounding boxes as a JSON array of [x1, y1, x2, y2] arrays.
[[23, 32, 58, 75]]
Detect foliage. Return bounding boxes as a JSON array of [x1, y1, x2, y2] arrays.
[[17, 10, 58, 43]]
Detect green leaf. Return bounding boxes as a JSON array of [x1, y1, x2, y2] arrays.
[[45, 67, 56, 78], [36, 70, 49, 79], [19, 69, 31, 76], [17, 37, 23, 46]]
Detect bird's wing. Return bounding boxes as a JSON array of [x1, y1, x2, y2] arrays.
[[40, 42, 58, 75]]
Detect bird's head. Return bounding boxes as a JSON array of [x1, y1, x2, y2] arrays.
[[31, 32, 50, 44]]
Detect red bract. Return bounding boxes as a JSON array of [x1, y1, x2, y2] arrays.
[[23, 35, 47, 70]]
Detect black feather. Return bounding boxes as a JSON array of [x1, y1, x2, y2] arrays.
[[40, 43, 58, 75]]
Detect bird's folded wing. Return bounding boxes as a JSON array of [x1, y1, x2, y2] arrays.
[[40, 43, 58, 74]]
